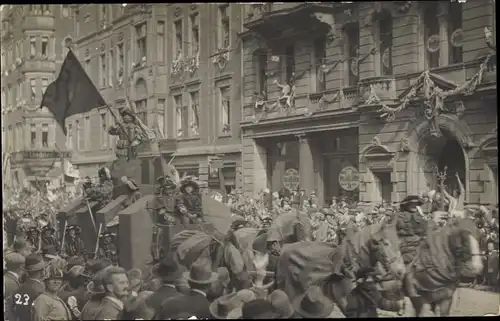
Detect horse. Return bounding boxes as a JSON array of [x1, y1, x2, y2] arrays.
[[400, 217, 483, 316], [275, 220, 405, 316]]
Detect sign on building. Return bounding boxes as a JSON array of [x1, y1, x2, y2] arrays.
[[339, 166, 360, 191], [283, 168, 300, 191]]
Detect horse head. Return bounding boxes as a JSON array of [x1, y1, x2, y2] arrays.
[[447, 218, 483, 277], [366, 221, 406, 280]]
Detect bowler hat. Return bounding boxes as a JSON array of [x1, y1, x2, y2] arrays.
[[292, 285, 334, 318], [152, 254, 182, 282], [5, 252, 26, 270], [183, 259, 218, 284], [241, 299, 278, 319], [209, 289, 256, 319], [22, 253, 49, 272], [66, 225, 81, 234], [268, 289, 295, 318]]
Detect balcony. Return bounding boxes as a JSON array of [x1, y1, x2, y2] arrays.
[[358, 76, 397, 105], [482, 53, 497, 84], [243, 3, 337, 45], [21, 57, 56, 73], [22, 13, 55, 31]]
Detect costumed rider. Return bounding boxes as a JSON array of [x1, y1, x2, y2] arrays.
[[154, 176, 179, 225], [63, 225, 86, 258], [86, 167, 114, 211], [176, 176, 204, 225], [97, 231, 119, 265], [40, 224, 60, 257], [396, 195, 428, 266], [26, 223, 41, 252], [108, 108, 143, 160], [121, 175, 141, 208]]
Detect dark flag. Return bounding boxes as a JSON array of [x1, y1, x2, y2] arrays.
[[39, 49, 106, 135]]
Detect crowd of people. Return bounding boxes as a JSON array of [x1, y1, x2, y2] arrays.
[[4, 168, 499, 320]]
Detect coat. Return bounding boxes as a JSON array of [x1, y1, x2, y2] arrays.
[[157, 290, 211, 320], [94, 296, 124, 320], [4, 271, 21, 321], [12, 278, 45, 321], [64, 236, 86, 258], [31, 292, 72, 321], [80, 296, 103, 321], [146, 284, 181, 318]]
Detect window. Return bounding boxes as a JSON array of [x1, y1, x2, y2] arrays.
[[76, 120, 81, 150], [220, 87, 231, 134], [100, 53, 107, 87], [346, 23, 360, 87], [448, 2, 463, 64], [67, 123, 73, 149], [174, 20, 183, 59], [84, 59, 91, 75], [30, 37, 36, 57], [61, 4, 70, 18], [174, 95, 183, 137], [314, 37, 327, 92], [41, 78, 48, 95], [423, 4, 439, 69], [135, 23, 147, 62], [30, 124, 36, 148], [157, 21, 165, 62], [30, 79, 36, 100], [41, 37, 48, 57], [378, 12, 393, 76], [374, 172, 392, 204], [157, 99, 166, 138], [136, 99, 148, 125], [285, 45, 295, 84], [190, 91, 200, 136], [108, 50, 114, 86], [218, 4, 230, 48], [42, 124, 49, 148], [256, 51, 268, 98], [84, 116, 90, 149], [100, 112, 107, 148], [117, 43, 124, 80], [101, 4, 107, 23], [189, 13, 200, 56]]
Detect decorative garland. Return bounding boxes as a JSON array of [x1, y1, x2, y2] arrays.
[[171, 52, 185, 76], [212, 47, 230, 70], [369, 53, 495, 122]]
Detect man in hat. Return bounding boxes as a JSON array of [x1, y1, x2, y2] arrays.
[[40, 225, 60, 256], [12, 253, 49, 321], [80, 261, 113, 320], [32, 265, 72, 321], [397, 195, 428, 265], [158, 258, 217, 319], [108, 108, 143, 160], [154, 176, 179, 225], [59, 265, 90, 316], [176, 177, 204, 225], [145, 253, 183, 318], [8, 237, 32, 258], [26, 224, 41, 252], [95, 266, 131, 320], [98, 232, 119, 265], [86, 167, 114, 212], [4, 253, 26, 321], [292, 285, 334, 318], [64, 225, 86, 258]]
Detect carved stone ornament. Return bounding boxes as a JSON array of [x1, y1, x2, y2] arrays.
[[454, 100, 465, 118], [174, 7, 182, 17], [85, 48, 90, 57], [296, 134, 308, 144], [399, 137, 410, 152], [393, 1, 412, 14], [100, 43, 106, 52], [118, 33, 124, 42], [372, 136, 381, 146]]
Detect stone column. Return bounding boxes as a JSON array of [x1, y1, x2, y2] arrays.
[[437, 3, 449, 66], [297, 134, 315, 195]]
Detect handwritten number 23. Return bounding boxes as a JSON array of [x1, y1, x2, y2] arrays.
[[14, 293, 30, 305]]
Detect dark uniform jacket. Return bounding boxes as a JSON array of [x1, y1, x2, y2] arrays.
[[145, 284, 181, 318], [64, 236, 86, 258], [158, 290, 211, 320], [12, 278, 45, 321]]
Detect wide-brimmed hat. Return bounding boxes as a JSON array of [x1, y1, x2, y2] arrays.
[[22, 253, 49, 272], [292, 285, 334, 318], [120, 108, 137, 120], [87, 266, 113, 294], [86, 258, 113, 275], [5, 252, 26, 270], [157, 176, 177, 189], [183, 259, 218, 284], [209, 289, 257, 319], [400, 195, 424, 208], [100, 232, 116, 240], [268, 289, 295, 318], [64, 265, 90, 281], [241, 299, 278, 319], [153, 254, 182, 282], [179, 178, 200, 193], [66, 225, 81, 234]]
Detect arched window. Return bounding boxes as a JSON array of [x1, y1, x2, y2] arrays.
[[253, 49, 268, 98], [135, 78, 147, 125], [423, 3, 439, 68], [448, 2, 463, 64], [378, 10, 393, 75]]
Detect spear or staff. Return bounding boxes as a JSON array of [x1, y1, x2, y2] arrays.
[[60, 221, 68, 257], [81, 186, 97, 233], [94, 223, 103, 259]]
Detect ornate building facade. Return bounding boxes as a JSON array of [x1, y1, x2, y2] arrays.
[[1, 5, 75, 188], [240, 2, 497, 207], [68, 4, 244, 194]]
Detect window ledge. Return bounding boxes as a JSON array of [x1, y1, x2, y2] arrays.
[[177, 136, 200, 142], [218, 133, 232, 138]]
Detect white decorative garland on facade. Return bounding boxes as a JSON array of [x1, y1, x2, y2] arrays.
[[366, 53, 495, 122]]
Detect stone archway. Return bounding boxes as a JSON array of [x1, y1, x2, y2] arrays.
[[406, 114, 473, 197]]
